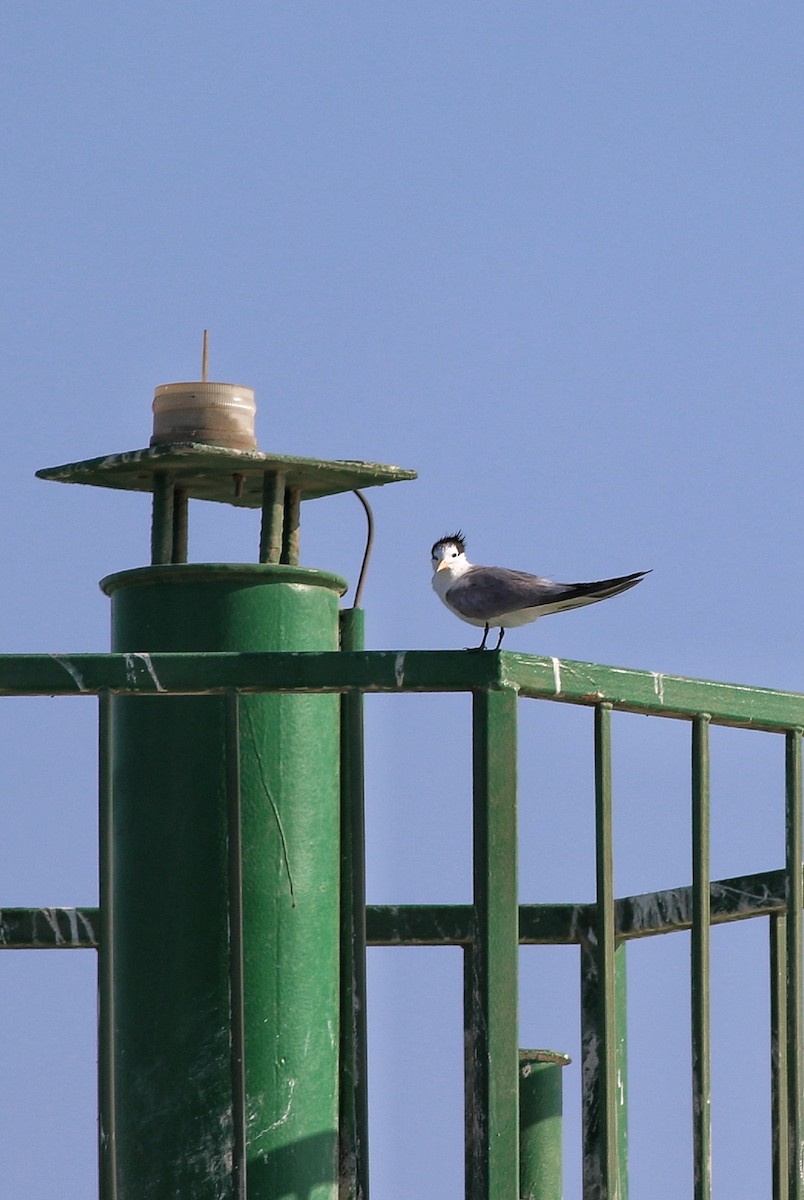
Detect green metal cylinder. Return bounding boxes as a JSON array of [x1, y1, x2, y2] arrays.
[[519, 1049, 571, 1200], [100, 563, 346, 1199]]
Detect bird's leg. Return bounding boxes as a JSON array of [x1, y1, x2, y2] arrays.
[[467, 624, 489, 652], [494, 627, 505, 650]]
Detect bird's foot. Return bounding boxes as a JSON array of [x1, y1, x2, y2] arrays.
[[466, 624, 490, 652]]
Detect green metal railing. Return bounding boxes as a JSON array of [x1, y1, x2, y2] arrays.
[[1, 647, 803, 1199]]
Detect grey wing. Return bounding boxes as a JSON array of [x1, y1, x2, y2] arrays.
[[445, 566, 567, 620]]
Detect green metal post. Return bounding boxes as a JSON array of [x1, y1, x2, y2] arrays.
[[583, 702, 628, 1200], [518, 1050, 570, 1200], [172, 486, 189, 563], [691, 715, 711, 1200], [282, 488, 301, 565], [259, 471, 286, 565], [771, 913, 789, 1200], [469, 685, 520, 1200], [595, 702, 620, 1198], [339, 607, 369, 1200], [101, 562, 346, 1198], [581, 936, 628, 1200], [150, 471, 174, 564], [785, 729, 804, 1198], [98, 691, 117, 1200]]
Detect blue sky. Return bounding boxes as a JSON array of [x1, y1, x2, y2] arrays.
[[1, 4, 804, 1197]]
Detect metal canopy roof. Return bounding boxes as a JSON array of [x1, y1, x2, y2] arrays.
[[36, 442, 417, 507]]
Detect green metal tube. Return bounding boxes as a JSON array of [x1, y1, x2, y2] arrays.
[[259, 470, 286, 565], [100, 562, 346, 1199], [171, 486, 188, 563], [519, 1050, 570, 1200], [282, 488, 301, 565], [150, 471, 174, 565], [338, 607, 369, 1199]]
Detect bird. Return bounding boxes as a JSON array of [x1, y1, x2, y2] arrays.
[[431, 532, 649, 651]]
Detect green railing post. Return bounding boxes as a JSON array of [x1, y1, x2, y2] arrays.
[[771, 913, 789, 1200], [518, 1049, 570, 1200], [691, 715, 712, 1200], [339, 607, 369, 1200], [785, 729, 804, 1199], [582, 937, 628, 1200], [469, 685, 520, 1199], [100, 564, 346, 1198], [98, 691, 117, 1200]]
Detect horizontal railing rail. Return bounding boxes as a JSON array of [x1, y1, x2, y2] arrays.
[[2, 865, 793, 952], [0, 650, 799, 730]]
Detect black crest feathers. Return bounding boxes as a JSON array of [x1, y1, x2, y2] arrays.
[[432, 531, 466, 556]]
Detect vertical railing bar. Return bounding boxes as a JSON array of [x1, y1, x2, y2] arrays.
[[339, 608, 370, 1200], [614, 944, 629, 1200], [594, 702, 620, 1198], [463, 941, 479, 1200], [98, 690, 118, 1200], [471, 686, 520, 1200], [691, 714, 712, 1200], [580, 930, 599, 1198], [581, 931, 629, 1200], [771, 913, 789, 1200], [785, 728, 804, 1200], [226, 690, 248, 1200]]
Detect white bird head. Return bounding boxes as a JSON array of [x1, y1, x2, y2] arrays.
[[431, 532, 470, 578]]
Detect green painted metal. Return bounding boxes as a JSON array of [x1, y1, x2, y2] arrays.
[[1, 649, 804, 732], [468, 686, 520, 1200], [172, 486, 189, 563], [150, 471, 175, 564], [338, 607, 369, 1200], [691, 715, 712, 1199], [98, 692, 117, 1199], [2, 862, 795, 954], [225, 691, 248, 1200], [518, 1050, 570, 1200], [593, 703, 622, 1199], [102, 563, 345, 1198], [615, 946, 628, 1200], [0, 905, 99, 948], [581, 935, 628, 1200], [785, 730, 804, 1199], [506, 654, 804, 732], [282, 487, 301, 565], [5, 646, 804, 1197], [771, 913, 789, 1200], [36, 444, 417, 506], [259, 471, 286, 564], [463, 945, 477, 1199]]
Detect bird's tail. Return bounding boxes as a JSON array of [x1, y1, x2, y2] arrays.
[[547, 566, 652, 614]]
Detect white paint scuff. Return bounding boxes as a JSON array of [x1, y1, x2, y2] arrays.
[[50, 655, 87, 692], [124, 652, 166, 692], [394, 652, 406, 688]]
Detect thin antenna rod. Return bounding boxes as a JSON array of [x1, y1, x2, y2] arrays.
[[201, 330, 209, 382]]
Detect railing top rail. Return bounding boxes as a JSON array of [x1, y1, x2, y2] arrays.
[[0, 650, 800, 730]]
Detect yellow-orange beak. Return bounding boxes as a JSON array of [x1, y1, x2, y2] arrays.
[[436, 559, 451, 572]]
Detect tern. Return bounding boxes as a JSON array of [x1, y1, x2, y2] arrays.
[[431, 532, 648, 651]]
